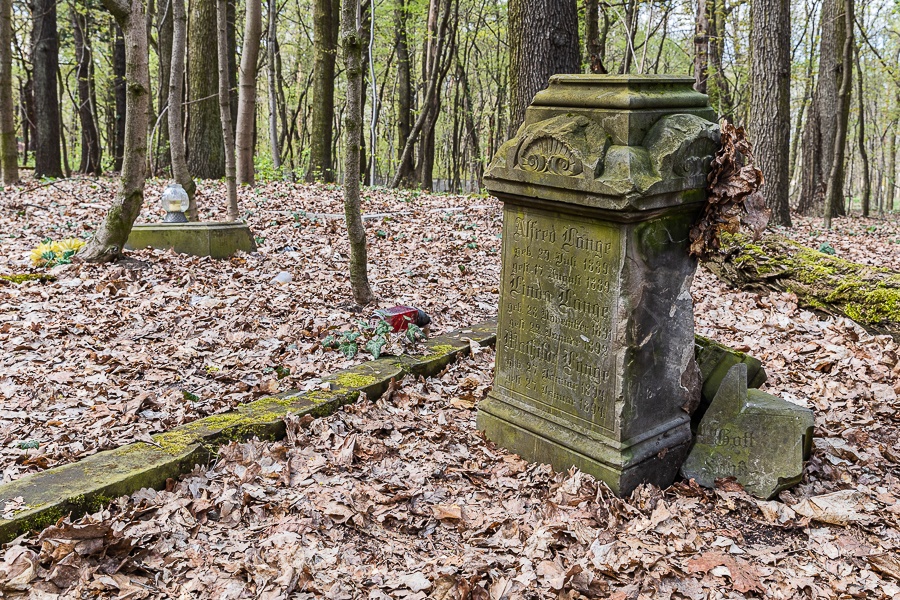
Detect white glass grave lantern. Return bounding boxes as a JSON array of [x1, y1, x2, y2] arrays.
[[161, 183, 189, 223]]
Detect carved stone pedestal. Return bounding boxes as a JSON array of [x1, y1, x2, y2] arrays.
[[477, 75, 719, 495]]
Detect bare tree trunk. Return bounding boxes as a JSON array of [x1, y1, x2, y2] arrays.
[[72, 4, 102, 175], [236, 0, 261, 185], [884, 121, 897, 212], [823, 0, 853, 229], [341, 0, 374, 305], [156, 0, 173, 172], [169, 0, 195, 218], [749, 0, 791, 226], [693, 0, 709, 93], [621, 0, 636, 74], [708, 0, 733, 120], [266, 0, 280, 170], [216, 0, 238, 220], [79, 0, 150, 262], [413, 0, 454, 190], [394, 0, 414, 185], [187, 0, 224, 178], [306, 0, 339, 182], [507, 0, 579, 135], [585, 0, 607, 74], [31, 0, 62, 178], [798, 0, 850, 218], [855, 44, 869, 217], [113, 23, 126, 171], [389, 0, 453, 188], [56, 66, 70, 177], [0, 0, 18, 184]]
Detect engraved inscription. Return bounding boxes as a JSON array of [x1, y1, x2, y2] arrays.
[[496, 208, 620, 431]]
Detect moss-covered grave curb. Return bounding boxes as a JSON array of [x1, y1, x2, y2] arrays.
[[0, 320, 497, 543]]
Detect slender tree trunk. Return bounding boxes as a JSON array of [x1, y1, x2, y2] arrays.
[[56, 66, 70, 177], [156, 0, 173, 172], [507, 0, 579, 136], [585, 0, 607, 74], [20, 77, 34, 164], [306, 0, 339, 182], [389, 0, 453, 188], [169, 0, 195, 218], [708, 0, 733, 119], [266, 0, 280, 170], [458, 60, 482, 186], [0, 0, 18, 184], [113, 23, 126, 171], [621, 0, 636, 74], [187, 0, 225, 178], [72, 5, 102, 175], [693, 0, 709, 93], [216, 0, 238, 220], [798, 0, 849, 218], [394, 0, 413, 185], [788, 55, 814, 187], [227, 0, 238, 130], [236, 0, 261, 185], [823, 0, 853, 229], [825, 0, 853, 229], [413, 0, 454, 190], [884, 121, 897, 212], [31, 0, 62, 178], [855, 44, 869, 217], [341, 0, 374, 304], [79, 0, 150, 262], [749, 0, 791, 226]]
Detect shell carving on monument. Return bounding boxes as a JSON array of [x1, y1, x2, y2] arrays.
[[674, 137, 720, 178], [518, 136, 584, 176]]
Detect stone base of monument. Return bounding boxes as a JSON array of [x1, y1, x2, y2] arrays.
[[478, 401, 693, 495], [680, 363, 814, 499], [125, 222, 256, 259]]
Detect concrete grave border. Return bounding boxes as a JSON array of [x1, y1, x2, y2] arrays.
[[0, 321, 766, 543]]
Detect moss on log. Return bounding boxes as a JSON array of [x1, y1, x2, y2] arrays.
[[704, 232, 900, 340]]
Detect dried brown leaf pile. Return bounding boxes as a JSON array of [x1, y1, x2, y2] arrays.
[[1, 350, 898, 599], [689, 123, 769, 258], [0, 179, 501, 480], [0, 178, 899, 598]]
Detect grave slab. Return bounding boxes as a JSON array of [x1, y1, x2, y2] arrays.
[[681, 363, 814, 499], [478, 75, 720, 495], [125, 222, 256, 259]]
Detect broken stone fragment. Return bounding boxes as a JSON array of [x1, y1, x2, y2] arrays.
[[681, 363, 814, 499]]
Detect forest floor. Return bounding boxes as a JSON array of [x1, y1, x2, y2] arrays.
[[0, 178, 898, 598]]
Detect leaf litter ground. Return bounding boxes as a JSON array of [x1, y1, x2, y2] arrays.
[[0, 179, 898, 598]]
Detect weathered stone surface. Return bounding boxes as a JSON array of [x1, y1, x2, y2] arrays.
[[125, 222, 257, 259], [478, 75, 718, 496], [694, 335, 767, 429], [681, 363, 814, 499]]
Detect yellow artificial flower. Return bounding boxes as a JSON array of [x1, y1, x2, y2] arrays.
[[30, 242, 54, 266], [51, 238, 85, 254]]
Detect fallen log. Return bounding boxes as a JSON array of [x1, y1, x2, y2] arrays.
[[703, 232, 900, 340]]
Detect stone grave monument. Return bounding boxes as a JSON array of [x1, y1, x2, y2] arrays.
[[477, 75, 720, 495]]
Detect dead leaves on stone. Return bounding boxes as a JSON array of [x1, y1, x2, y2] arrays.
[[690, 122, 770, 258]]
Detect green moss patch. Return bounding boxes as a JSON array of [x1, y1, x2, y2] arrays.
[[0, 273, 55, 284]]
